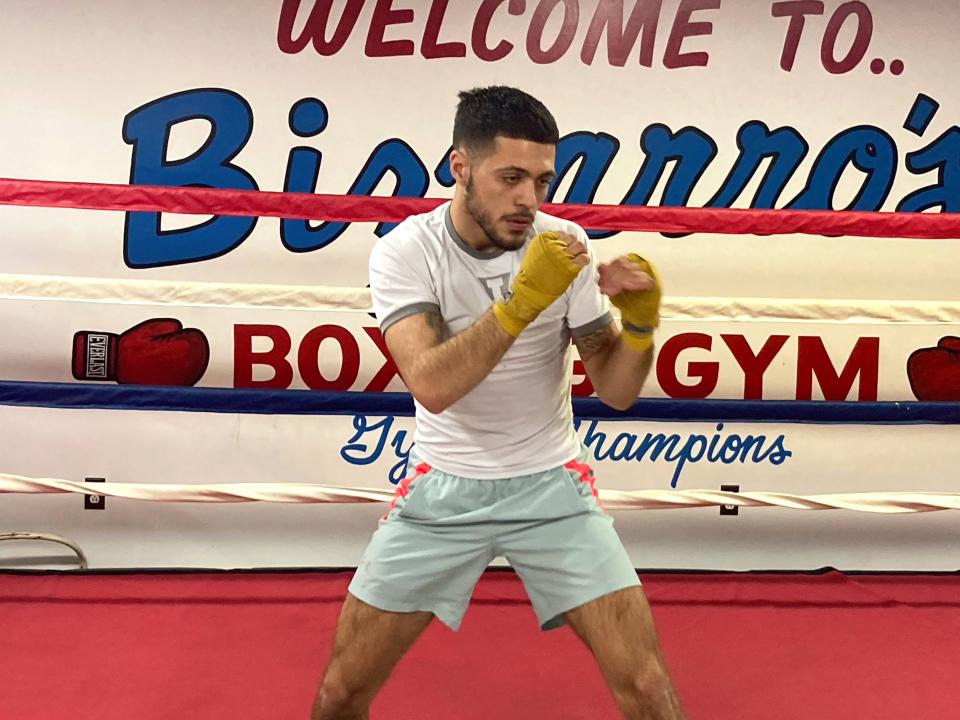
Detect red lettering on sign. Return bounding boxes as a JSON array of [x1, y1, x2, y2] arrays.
[[277, 0, 365, 56], [363, 327, 402, 391], [366, 0, 416, 57], [472, 0, 526, 62], [235, 325, 883, 402], [234, 325, 294, 388], [820, 1, 872, 74], [722, 334, 790, 400], [657, 332, 718, 398], [298, 325, 362, 390], [581, 0, 663, 67], [572, 359, 595, 397], [771, 0, 825, 71], [796, 336, 879, 400], [279, 0, 725, 68], [663, 0, 720, 69], [526, 0, 579, 64], [422, 0, 467, 58]]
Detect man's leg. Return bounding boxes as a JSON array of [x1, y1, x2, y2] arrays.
[[311, 593, 433, 720], [314, 460, 495, 718], [498, 458, 684, 719], [565, 586, 685, 720]]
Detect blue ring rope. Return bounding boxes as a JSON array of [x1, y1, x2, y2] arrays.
[[1, 381, 958, 424]]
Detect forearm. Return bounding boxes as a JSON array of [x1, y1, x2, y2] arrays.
[[387, 231, 585, 413], [405, 310, 514, 413], [590, 334, 654, 411]]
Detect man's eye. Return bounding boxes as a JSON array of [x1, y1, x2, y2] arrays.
[[503, 176, 519, 184]]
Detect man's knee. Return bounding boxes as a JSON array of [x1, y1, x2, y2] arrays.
[[311, 670, 370, 720], [609, 655, 676, 712]]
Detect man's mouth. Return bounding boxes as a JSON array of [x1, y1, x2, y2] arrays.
[[505, 217, 532, 231]]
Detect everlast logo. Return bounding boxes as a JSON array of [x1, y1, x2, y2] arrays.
[[85, 333, 110, 378]]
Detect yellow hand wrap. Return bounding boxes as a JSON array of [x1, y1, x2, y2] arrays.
[[492, 231, 583, 337], [611, 253, 662, 352]]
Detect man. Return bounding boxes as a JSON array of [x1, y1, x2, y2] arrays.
[[312, 86, 685, 720]]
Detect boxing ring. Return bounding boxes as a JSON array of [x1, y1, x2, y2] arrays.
[[2, 178, 959, 718]]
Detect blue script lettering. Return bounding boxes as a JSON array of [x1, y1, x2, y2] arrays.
[[339, 415, 413, 485], [282, 98, 430, 250], [788, 126, 897, 211], [708, 122, 808, 209], [575, 420, 793, 487], [122, 88, 258, 267], [123, 91, 959, 267]]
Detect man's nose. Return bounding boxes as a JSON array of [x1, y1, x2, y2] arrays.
[[515, 179, 537, 210]]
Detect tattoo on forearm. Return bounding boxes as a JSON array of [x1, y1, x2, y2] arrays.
[[574, 325, 617, 361]]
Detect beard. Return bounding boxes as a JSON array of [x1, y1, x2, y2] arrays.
[[464, 175, 531, 252]]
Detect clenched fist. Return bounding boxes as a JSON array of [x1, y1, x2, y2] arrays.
[[493, 231, 587, 337]]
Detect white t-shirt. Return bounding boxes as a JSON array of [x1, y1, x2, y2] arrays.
[[368, 202, 611, 479]]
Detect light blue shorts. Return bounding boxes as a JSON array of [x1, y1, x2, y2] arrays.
[[348, 447, 640, 631]]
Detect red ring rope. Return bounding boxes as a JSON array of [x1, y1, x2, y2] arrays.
[[1, 177, 959, 238]]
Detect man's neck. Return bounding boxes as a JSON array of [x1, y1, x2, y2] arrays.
[[449, 196, 498, 254]]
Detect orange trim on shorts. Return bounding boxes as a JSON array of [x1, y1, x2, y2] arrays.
[[382, 462, 432, 520], [564, 459, 603, 507]]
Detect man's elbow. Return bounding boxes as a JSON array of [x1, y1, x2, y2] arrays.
[[417, 394, 451, 414], [594, 381, 640, 411], [599, 393, 637, 412], [405, 379, 451, 414]]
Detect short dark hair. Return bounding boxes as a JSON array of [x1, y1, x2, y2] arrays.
[[453, 86, 559, 154]]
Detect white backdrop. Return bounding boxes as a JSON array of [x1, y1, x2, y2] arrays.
[[1, 0, 958, 569]]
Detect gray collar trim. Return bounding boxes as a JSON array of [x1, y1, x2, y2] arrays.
[[444, 206, 505, 259]]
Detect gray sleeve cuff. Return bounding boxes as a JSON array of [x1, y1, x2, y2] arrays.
[[380, 302, 442, 334], [570, 311, 613, 338]]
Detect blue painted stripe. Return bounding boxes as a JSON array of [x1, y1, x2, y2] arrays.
[[0, 381, 958, 423]]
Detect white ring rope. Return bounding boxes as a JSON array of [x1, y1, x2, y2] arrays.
[[2, 273, 959, 324], [0, 532, 88, 569], [4, 474, 960, 514]]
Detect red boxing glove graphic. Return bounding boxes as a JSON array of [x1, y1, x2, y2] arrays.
[[906, 336, 960, 401], [72, 319, 210, 386]]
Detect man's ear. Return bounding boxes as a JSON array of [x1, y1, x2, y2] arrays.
[[449, 148, 469, 184]]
